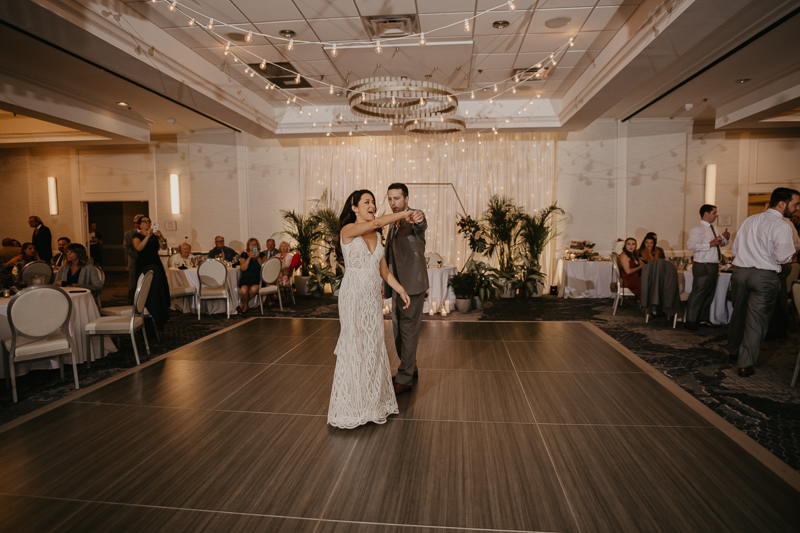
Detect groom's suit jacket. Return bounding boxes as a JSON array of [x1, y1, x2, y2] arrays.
[[384, 208, 428, 297]]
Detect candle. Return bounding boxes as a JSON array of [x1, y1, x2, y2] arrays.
[[444, 300, 450, 313], [433, 301, 438, 313], [429, 307, 434, 316]]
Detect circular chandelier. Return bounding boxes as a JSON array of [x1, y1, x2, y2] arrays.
[[404, 115, 466, 139], [347, 77, 459, 123]]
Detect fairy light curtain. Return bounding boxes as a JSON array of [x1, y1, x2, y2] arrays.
[[299, 132, 557, 278]]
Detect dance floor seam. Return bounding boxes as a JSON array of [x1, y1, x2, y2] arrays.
[[1, 317, 798, 533]]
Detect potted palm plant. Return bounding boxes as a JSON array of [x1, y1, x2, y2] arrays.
[[482, 195, 523, 297], [281, 209, 324, 296], [463, 259, 502, 310], [308, 262, 336, 297], [447, 270, 478, 313], [517, 204, 563, 297]]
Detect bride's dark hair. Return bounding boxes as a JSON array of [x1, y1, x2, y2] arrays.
[[337, 189, 376, 256]]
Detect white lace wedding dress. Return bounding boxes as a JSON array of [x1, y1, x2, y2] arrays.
[[328, 235, 398, 429]]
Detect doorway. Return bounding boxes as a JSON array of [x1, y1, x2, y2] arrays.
[[747, 193, 770, 218], [85, 201, 148, 271]]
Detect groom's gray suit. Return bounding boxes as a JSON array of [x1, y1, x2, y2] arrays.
[[384, 209, 428, 386]]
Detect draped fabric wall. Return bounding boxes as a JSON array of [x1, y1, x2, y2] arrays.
[[299, 132, 558, 280]]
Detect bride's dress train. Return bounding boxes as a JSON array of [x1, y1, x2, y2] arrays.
[[328, 235, 398, 429]]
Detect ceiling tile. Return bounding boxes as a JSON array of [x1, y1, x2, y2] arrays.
[[475, 53, 517, 70], [476, 0, 540, 10], [229, 0, 304, 21], [419, 12, 475, 38], [553, 49, 591, 67], [516, 51, 565, 67], [519, 32, 576, 52], [418, 0, 477, 14], [308, 17, 371, 42], [582, 5, 638, 31], [473, 68, 513, 84], [528, 7, 592, 33], [252, 20, 315, 43], [124, 1, 189, 28], [474, 11, 534, 36], [544, 78, 565, 90], [543, 66, 575, 80], [355, 0, 417, 16], [296, 60, 341, 79], [292, 0, 360, 19], [214, 44, 286, 63], [574, 30, 616, 50], [473, 33, 526, 55], [164, 27, 227, 49]]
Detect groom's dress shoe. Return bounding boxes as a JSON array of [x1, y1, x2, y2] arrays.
[[737, 367, 755, 377], [393, 382, 413, 395], [392, 369, 419, 379], [699, 321, 721, 328]]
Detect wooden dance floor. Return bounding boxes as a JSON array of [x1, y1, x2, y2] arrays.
[[1, 318, 798, 532]]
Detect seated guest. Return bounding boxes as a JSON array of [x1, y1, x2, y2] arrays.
[[207, 235, 237, 262], [277, 241, 298, 287], [619, 237, 643, 300], [638, 232, 664, 263], [237, 237, 267, 314], [5, 242, 40, 267], [264, 238, 279, 259], [0, 238, 21, 264], [169, 242, 196, 267], [54, 243, 103, 297], [51, 237, 72, 267]]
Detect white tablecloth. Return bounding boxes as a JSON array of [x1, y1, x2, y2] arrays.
[[423, 264, 457, 313], [168, 266, 243, 315], [557, 259, 613, 298], [0, 290, 117, 378], [679, 270, 733, 325]]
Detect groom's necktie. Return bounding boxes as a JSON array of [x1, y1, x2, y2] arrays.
[[709, 225, 721, 262]]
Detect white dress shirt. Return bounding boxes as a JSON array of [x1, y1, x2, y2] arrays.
[[687, 220, 728, 263], [731, 208, 796, 272], [784, 219, 800, 251]]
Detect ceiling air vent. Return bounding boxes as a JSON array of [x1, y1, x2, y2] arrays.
[[512, 65, 553, 82], [363, 14, 420, 39], [248, 61, 312, 90]]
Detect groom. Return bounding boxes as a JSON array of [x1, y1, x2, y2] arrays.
[[384, 183, 428, 395]]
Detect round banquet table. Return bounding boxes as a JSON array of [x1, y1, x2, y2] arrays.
[[0, 289, 117, 379], [557, 259, 614, 298], [168, 266, 247, 315], [423, 264, 457, 313], [678, 269, 733, 325]]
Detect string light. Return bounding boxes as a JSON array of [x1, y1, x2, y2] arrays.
[[512, 87, 516, 94], [294, 74, 301, 83], [245, 32, 253, 42], [419, 33, 426, 46], [552, 60, 557, 65], [569, 37, 574, 47], [420, 98, 426, 106], [514, 75, 519, 83], [188, 18, 194, 26], [286, 98, 291, 104], [331, 44, 338, 56], [287, 39, 294, 51], [224, 41, 230, 55], [494, 84, 498, 92], [508, 1, 516, 10], [292, 96, 297, 102], [375, 40, 382, 54], [207, 18, 214, 30], [329, 85, 334, 94], [168, 1, 176, 11], [260, 60, 266, 69], [489, 98, 493, 104], [471, 91, 475, 99], [464, 19, 471, 32]]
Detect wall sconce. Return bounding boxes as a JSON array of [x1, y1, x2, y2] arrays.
[[170, 174, 180, 214], [704, 164, 716, 205], [47, 176, 58, 215]]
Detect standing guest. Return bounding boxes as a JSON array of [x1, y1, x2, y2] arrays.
[[0, 238, 22, 264], [638, 233, 663, 263], [89, 222, 103, 266], [384, 182, 428, 395], [207, 236, 237, 262], [264, 238, 279, 259], [54, 243, 103, 298], [237, 238, 267, 314], [619, 237, 643, 300], [5, 242, 39, 267], [766, 213, 800, 339], [133, 216, 171, 328], [123, 214, 145, 304], [685, 205, 730, 330], [169, 242, 196, 267], [727, 187, 800, 377], [51, 237, 71, 267], [29, 215, 52, 262]]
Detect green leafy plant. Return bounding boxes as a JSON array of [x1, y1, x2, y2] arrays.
[[310, 206, 343, 272], [464, 259, 503, 302], [482, 195, 524, 273], [518, 204, 564, 270], [307, 262, 336, 294], [280, 210, 324, 277], [509, 258, 544, 297], [447, 270, 478, 300]]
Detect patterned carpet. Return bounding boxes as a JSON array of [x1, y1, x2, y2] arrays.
[[2, 274, 798, 472]]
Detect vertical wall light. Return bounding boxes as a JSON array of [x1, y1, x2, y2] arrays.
[[47, 176, 58, 215], [170, 174, 180, 214], [704, 164, 717, 205]]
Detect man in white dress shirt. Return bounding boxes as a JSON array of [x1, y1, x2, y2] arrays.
[[727, 187, 800, 377], [685, 205, 730, 330]]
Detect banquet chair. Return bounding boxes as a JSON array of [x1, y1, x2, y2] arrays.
[[671, 273, 692, 329], [641, 259, 682, 324], [20, 260, 54, 285], [98, 306, 160, 344], [258, 257, 283, 313], [610, 253, 636, 315], [791, 283, 800, 387], [94, 266, 105, 310], [85, 270, 152, 366], [197, 258, 230, 319], [2, 285, 78, 403]]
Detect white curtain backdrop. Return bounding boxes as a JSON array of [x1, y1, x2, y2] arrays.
[[300, 132, 558, 280]]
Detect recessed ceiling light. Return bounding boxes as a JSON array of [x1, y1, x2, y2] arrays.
[[279, 29, 296, 38], [545, 17, 572, 28], [225, 32, 247, 42], [116, 101, 128, 106], [735, 78, 751, 84], [492, 20, 510, 29]]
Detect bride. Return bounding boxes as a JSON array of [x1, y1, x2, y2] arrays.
[[328, 189, 423, 429]]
